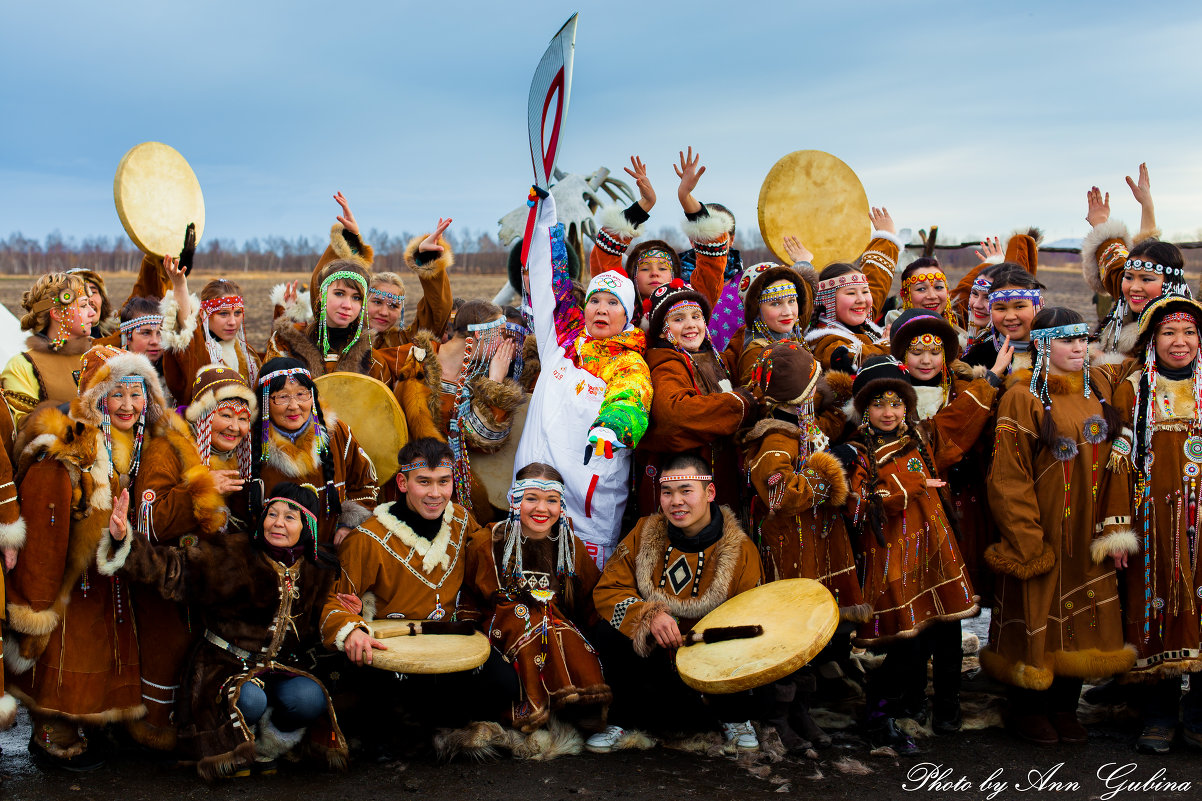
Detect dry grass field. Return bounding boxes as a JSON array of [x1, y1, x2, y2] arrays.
[[0, 259, 1128, 348]]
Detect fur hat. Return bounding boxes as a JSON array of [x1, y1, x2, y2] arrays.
[[1134, 293, 1202, 354], [851, 355, 917, 418], [889, 308, 961, 363], [585, 270, 636, 328], [186, 363, 259, 424], [644, 278, 710, 343], [736, 262, 818, 329], [625, 240, 681, 282], [73, 344, 167, 427], [750, 341, 821, 405]]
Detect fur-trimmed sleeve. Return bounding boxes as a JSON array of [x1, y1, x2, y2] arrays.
[[1079, 219, 1130, 297], [137, 426, 229, 542], [985, 391, 1056, 578], [1091, 430, 1137, 564], [270, 282, 313, 325], [859, 231, 902, 320], [159, 292, 200, 353], [403, 237, 455, 343], [589, 203, 644, 278], [681, 208, 733, 307]]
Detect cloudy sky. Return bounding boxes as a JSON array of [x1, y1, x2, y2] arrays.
[[2, 0, 1199, 250]]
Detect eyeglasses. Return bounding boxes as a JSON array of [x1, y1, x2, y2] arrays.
[[269, 391, 312, 407]]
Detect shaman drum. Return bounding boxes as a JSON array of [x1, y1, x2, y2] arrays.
[[113, 141, 206, 257], [676, 578, 839, 694], [313, 373, 407, 482], [369, 619, 491, 674], [757, 150, 870, 270]]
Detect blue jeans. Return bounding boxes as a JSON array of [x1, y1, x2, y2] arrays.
[[236, 675, 327, 732]]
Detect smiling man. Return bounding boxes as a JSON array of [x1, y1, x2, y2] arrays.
[[319, 437, 516, 752], [589, 454, 765, 754]]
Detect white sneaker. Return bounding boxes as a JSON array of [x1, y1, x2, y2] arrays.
[[722, 721, 759, 751], [585, 725, 626, 753]]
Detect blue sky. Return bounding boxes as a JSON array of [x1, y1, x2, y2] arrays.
[[2, 1, 1199, 250]]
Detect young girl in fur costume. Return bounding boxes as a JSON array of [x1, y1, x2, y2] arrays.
[[961, 264, 1044, 377], [7, 345, 171, 768], [457, 462, 610, 737], [741, 341, 856, 753], [950, 228, 1040, 350], [106, 482, 346, 780], [1, 272, 96, 426], [1109, 294, 1202, 752], [252, 357, 378, 546], [728, 257, 819, 385], [635, 278, 755, 515], [836, 356, 980, 752], [804, 207, 902, 371], [515, 189, 652, 568], [1082, 164, 1187, 363], [889, 309, 1011, 604], [983, 307, 1137, 747], [881, 257, 959, 338]]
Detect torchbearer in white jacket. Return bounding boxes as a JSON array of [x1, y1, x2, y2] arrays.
[[515, 190, 652, 568]]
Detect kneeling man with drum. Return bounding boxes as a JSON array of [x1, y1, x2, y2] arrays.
[[590, 455, 766, 752], [320, 438, 518, 747]]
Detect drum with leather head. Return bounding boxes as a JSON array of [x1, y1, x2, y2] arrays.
[[757, 150, 870, 269], [113, 141, 205, 257], [313, 373, 407, 483], [368, 619, 491, 673], [675, 578, 839, 694]]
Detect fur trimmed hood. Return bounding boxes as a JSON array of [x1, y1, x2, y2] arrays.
[[268, 316, 375, 378], [186, 363, 259, 423], [72, 346, 168, 428]]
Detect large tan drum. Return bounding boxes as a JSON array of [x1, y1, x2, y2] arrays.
[[676, 578, 839, 694], [369, 619, 491, 674], [757, 150, 870, 269], [113, 141, 206, 257], [313, 373, 407, 482]]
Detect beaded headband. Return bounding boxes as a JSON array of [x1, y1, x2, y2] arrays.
[[872, 390, 904, 403], [637, 247, 674, 267], [508, 478, 566, 508], [318, 270, 369, 356], [200, 295, 244, 317], [369, 286, 404, 304], [31, 284, 78, 315], [119, 314, 164, 334], [1030, 322, 1090, 342], [1159, 311, 1197, 327], [759, 282, 798, 302], [901, 271, 947, 294], [988, 288, 1041, 307], [816, 272, 868, 293], [907, 333, 944, 355], [658, 473, 713, 484], [666, 299, 702, 317], [258, 366, 312, 388], [1125, 257, 1184, 279], [971, 276, 993, 293], [263, 496, 319, 542], [116, 375, 145, 388], [400, 456, 455, 474]]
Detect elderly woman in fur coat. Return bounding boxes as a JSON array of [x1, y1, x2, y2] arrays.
[[105, 482, 346, 780], [252, 358, 378, 546]]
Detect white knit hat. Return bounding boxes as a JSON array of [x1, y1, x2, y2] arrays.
[[585, 270, 636, 329]]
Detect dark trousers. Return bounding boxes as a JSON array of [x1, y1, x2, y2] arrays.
[[870, 620, 962, 708], [1139, 676, 1202, 729], [589, 620, 769, 731]]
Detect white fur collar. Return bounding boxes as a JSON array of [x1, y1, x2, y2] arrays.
[[372, 501, 455, 574], [913, 385, 947, 421]]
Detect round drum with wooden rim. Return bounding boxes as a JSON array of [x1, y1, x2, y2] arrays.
[[113, 141, 206, 257], [757, 150, 870, 270], [313, 373, 407, 482], [676, 578, 839, 694], [368, 619, 491, 674]]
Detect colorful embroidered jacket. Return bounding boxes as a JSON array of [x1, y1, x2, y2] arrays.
[[554, 234, 652, 447]]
